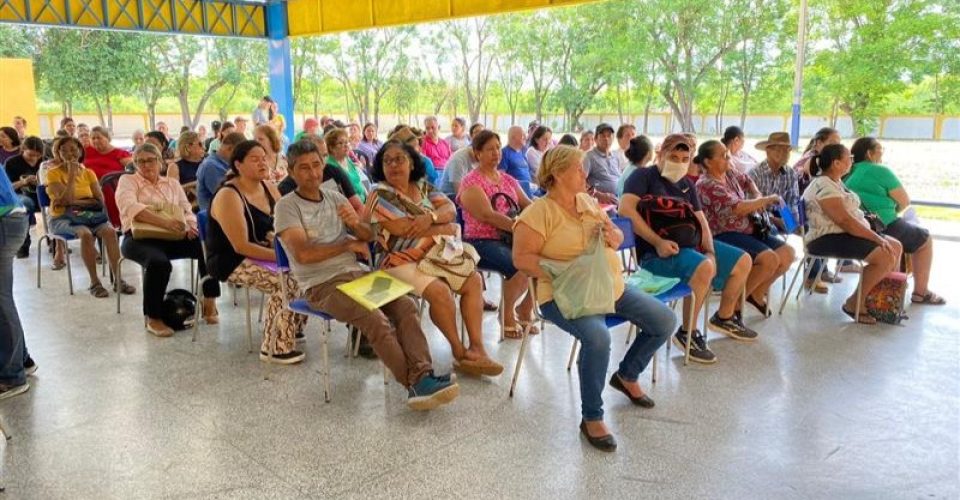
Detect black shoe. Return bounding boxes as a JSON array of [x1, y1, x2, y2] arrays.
[[579, 420, 617, 452], [608, 373, 654, 408], [24, 356, 37, 376], [708, 312, 758, 341], [672, 328, 717, 364], [259, 350, 305, 364]]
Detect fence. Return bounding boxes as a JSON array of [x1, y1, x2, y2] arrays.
[[35, 111, 960, 141]]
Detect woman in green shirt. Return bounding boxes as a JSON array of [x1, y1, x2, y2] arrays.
[[846, 137, 945, 305], [325, 128, 368, 203]]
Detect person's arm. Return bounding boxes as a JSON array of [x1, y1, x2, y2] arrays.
[[888, 187, 910, 212], [599, 210, 624, 249], [731, 194, 779, 216], [819, 197, 886, 243], [166, 162, 181, 182], [695, 211, 716, 254], [618, 192, 679, 258], [211, 189, 275, 261], [117, 153, 133, 169], [460, 185, 515, 232], [512, 221, 548, 279], [279, 227, 368, 265]]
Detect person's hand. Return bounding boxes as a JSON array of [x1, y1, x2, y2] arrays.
[[764, 195, 781, 207], [348, 239, 371, 262], [594, 191, 617, 205], [337, 202, 360, 228], [404, 213, 433, 238], [655, 238, 680, 258], [167, 219, 187, 234], [878, 237, 897, 257], [186, 227, 199, 240], [265, 231, 276, 245], [26, 175, 38, 186]]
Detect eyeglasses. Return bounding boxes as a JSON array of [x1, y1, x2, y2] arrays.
[[333, 141, 349, 147], [135, 157, 159, 165], [383, 156, 408, 166]]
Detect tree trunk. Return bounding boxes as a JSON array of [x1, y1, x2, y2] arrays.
[[105, 94, 113, 131], [93, 98, 105, 127], [739, 88, 750, 128], [616, 83, 625, 124], [643, 93, 653, 135], [178, 88, 191, 130]]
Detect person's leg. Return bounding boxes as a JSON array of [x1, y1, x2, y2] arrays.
[[167, 238, 220, 316], [75, 227, 100, 284], [615, 286, 676, 383], [473, 240, 526, 329], [457, 272, 495, 361], [845, 237, 900, 313], [96, 225, 123, 277], [745, 250, 777, 300], [718, 252, 751, 319], [752, 243, 793, 304], [381, 295, 434, 386], [643, 250, 709, 332], [0, 215, 29, 389], [540, 301, 611, 434], [910, 237, 933, 296], [121, 237, 171, 320], [228, 262, 303, 356], [421, 279, 467, 359]]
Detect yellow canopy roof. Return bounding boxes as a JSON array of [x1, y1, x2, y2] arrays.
[[287, 0, 599, 36]]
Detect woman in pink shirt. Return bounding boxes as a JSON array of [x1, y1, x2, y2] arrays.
[[458, 130, 535, 338], [115, 143, 220, 337]]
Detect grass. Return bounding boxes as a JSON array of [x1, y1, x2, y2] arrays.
[[915, 205, 960, 222]]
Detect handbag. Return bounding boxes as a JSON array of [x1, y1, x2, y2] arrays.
[[863, 211, 886, 233], [64, 203, 109, 227], [416, 237, 478, 292], [749, 210, 773, 240], [132, 202, 186, 240], [489, 192, 520, 247]]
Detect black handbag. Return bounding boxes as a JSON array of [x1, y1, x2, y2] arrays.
[[489, 192, 520, 247], [863, 211, 886, 233], [64, 202, 108, 227], [749, 210, 774, 240]]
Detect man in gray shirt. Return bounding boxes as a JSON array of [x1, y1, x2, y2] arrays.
[[275, 140, 458, 411], [583, 123, 622, 204]]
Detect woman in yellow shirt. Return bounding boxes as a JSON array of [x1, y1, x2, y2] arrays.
[[513, 145, 675, 452]]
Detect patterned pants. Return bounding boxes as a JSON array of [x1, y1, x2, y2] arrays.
[[227, 261, 306, 355]]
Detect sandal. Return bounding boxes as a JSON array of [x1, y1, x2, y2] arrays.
[[51, 260, 66, 271], [746, 295, 771, 317], [453, 356, 504, 377], [911, 291, 946, 305], [518, 320, 540, 336], [115, 280, 136, 295], [503, 325, 523, 340], [88, 283, 110, 298], [842, 304, 876, 325]]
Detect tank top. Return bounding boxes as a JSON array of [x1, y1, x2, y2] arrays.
[[206, 181, 275, 281]]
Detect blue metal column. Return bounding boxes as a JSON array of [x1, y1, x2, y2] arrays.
[[266, 1, 294, 145]]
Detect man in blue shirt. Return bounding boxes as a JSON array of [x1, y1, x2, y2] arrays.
[[499, 126, 533, 196], [196, 132, 245, 211]]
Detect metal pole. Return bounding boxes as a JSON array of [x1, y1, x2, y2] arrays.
[[790, 0, 808, 148]]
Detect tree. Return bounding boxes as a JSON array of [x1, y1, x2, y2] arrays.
[[35, 30, 88, 117], [128, 35, 175, 129], [168, 37, 258, 129], [492, 14, 560, 121], [447, 18, 496, 124], [808, 0, 941, 135]]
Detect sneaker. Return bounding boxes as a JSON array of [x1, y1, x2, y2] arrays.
[[708, 312, 758, 341], [259, 350, 306, 365], [24, 357, 37, 376], [407, 374, 459, 410], [0, 381, 30, 401], [672, 328, 716, 364]]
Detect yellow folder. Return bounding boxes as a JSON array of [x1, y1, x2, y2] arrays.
[[336, 271, 414, 311]]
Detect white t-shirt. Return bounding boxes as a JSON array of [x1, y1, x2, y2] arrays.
[[525, 148, 544, 180], [802, 175, 868, 243]]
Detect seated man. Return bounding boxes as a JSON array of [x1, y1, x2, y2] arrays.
[[619, 134, 754, 364], [748, 132, 800, 231], [438, 143, 479, 199], [583, 123, 623, 204], [275, 140, 458, 410]]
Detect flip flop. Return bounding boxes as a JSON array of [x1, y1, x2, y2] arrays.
[[842, 304, 876, 325], [911, 291, 946, 305]]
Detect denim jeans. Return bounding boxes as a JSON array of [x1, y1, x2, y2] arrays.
[[0, 214, 29, 386], [540, 285, 676, 421]]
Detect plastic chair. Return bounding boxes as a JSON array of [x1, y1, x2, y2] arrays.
[[35, 185, 77, 295], [778, 199, 866, 319]]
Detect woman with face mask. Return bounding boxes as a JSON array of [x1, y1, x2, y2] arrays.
[[695, 140, 795, 319], [619, 134, 754, 365]]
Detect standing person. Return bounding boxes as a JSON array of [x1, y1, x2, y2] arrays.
[[846, 137, 945, 305], [445, 117, 470, 152], [723, 126, 760, 174], [4, 136, 43, 258], [582, 123, 622, 204], [252, 96, 273, 126], [206, 140, 307, 363], [513, 145, 675, 451], [0, 169, 34, 400], [614, 124, 637, 173], [525, 125, 552, 182], [421, 117, 452, 172], [499, 126, 533, 195], [83, 126, 133, 179], [0, 126, 21, 165]]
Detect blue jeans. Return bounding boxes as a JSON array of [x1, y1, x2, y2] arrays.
[[0, 214, 29, 386], [540, 285, 675, 421]]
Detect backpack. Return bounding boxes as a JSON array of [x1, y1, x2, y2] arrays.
[[162, 289, 197, 331], [865, 272, 908, 324], [635, 194, 701, 248]]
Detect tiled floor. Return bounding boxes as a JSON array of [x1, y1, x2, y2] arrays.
[[1, 238, 958, 499]]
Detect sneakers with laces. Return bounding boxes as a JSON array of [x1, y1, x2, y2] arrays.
[[708, 312, 758, 341], [407, 373, 459, 410], [672, 328, 716, 364], [0, 381, 30, 401]]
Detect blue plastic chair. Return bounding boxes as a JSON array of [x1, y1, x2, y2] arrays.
[[35, 185, 78, 295]]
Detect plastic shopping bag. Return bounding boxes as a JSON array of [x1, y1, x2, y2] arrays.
[[539, 231, 615, 320]]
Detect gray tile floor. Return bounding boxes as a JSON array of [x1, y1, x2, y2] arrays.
[[1, 239, 958, 499]]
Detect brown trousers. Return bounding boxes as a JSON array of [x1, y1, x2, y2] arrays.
[[305, 271, 432, 387]]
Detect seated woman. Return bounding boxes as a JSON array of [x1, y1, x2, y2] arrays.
[[615, 135, 653, 197], [513, 145, 675, 452], [144, 131, 176, 175], [388, 126, 440, 186], [695, 140, 795, 317], [45, 137, 134, 298], [167, 131, 204, 185], [206, 140, 307, 364], [846, 137, 945, 305], [457, 130, 534, 338], [116, 144, 220, 337], [326, 128, 369, 203], [803, 144, 903, 323], [4, 136, 44, 258], [83, 126, 133, 179], [365, 140, 503, 377]]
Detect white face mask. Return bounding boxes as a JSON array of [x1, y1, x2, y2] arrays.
[[660, 160, 688, 183]]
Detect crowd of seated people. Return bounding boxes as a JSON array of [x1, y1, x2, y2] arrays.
[[0, 111, 948, 439]]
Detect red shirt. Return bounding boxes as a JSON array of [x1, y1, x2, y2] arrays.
[[83, 146, 130, 179], [421, 135, 452, 170]]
